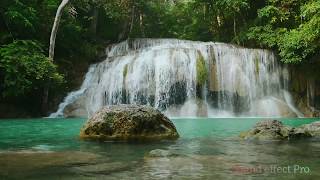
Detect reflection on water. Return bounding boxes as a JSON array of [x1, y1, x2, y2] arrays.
[[0, 118, 320, 179]]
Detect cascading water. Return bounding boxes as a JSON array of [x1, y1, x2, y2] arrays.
[[50, 39, 301, 118]]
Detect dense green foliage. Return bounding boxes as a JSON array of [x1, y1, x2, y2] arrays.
[[0, 0, 319, 116], [247, 0, 320, 63], [0, 40, 63, 97]]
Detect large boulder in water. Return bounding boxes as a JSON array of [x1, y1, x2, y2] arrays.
[[80, 105, 179, 141], [240, 120, 320, 140], [240, 120, 293, 140], [293, 121, 320, 137]]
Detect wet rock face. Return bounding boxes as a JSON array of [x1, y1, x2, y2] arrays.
[[288, 62, 320, 117], [240, 120, 320, 140], [80, 105, 179, 141], [63, 96, 87, 118]]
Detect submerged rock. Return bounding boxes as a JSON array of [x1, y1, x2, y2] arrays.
[[147, 149, 178, 158], [0, 151, 101, 178], [240, 120, 320, 140], [80, 105, 179, 141]]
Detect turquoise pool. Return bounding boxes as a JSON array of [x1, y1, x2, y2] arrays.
[[0, 118, 319, 179]]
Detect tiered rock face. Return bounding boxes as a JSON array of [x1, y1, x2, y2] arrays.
[[240, 120, 320, 140], [80, 105, 179, 141], [51, 39, 302, 118], [288, 59, 320, 117]]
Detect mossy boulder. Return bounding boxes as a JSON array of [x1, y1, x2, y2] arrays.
[[240, 120, 293, 140], [293, 121, 320, 137], [240, 120, 320, 140], [80, 105, 179, 141]]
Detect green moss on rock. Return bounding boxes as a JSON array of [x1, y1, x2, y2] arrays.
[[239, 120, 320, 141], [196, 54, 208, 86], [254, 56, 260, 76], [123, 64, 129, 78]]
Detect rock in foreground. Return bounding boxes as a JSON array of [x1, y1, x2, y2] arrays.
[[80, 105, 179, 141], [240, 120, 320, 140]]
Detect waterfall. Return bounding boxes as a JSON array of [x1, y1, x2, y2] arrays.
[[50, 39, 301, 118], [48, 66, 96, 118]]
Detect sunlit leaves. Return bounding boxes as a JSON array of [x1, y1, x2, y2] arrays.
[[246, 0, 320, 63]]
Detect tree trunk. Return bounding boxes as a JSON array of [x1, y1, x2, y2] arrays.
[[233, 16, 236, 38], [233, 15, 239, 44], [203, 4, 206, 20], [44, 0, 69, 115], [129, 1, 135, 36], [90, 5, 99, 36], [139, 13, 145, 37], [41, 86, 49, 116], [118, 21, 129, 41], [49, 0, 70, 60]]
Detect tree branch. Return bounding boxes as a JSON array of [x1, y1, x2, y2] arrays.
[[49, 0, 70, 60]]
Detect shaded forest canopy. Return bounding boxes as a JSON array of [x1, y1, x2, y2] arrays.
[[0, 0, 320, 117]]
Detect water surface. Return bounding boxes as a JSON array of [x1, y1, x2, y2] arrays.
[[0, 118, 320, 179]]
